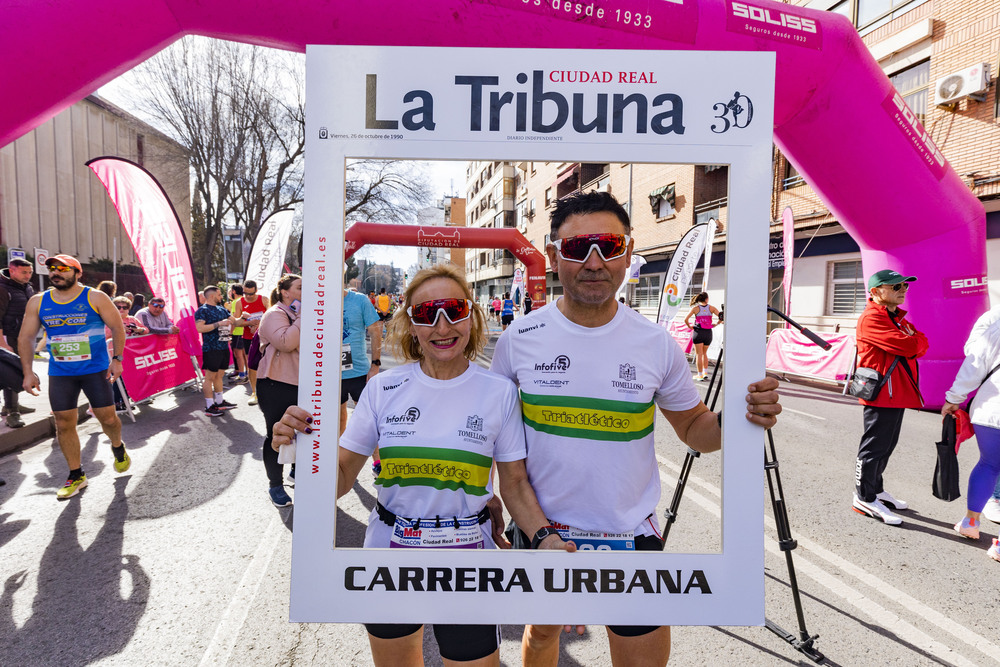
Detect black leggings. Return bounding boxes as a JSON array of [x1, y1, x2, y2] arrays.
[[257, 377, 299, 488]]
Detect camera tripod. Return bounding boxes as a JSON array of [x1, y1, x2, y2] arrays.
[[662, 307, 827, 664]]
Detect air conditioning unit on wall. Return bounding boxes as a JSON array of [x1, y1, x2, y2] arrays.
[[935, 62, 990, 106]]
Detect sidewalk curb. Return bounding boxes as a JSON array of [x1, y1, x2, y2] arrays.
[[0, 404, 91, 457]]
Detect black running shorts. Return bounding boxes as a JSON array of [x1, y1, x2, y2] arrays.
[[201, 349, 230, 372], [341, 375, 368, 404], [692, 327, 713, 346], [49, 371, 115, 412], [364, 623, 500, 661]]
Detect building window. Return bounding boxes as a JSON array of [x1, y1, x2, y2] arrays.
[[889, 60, 930, 126], [545, 188, 553, 207], [634, 275, 661, 309], [827, 259, 866, 315], [783, 159, 805, 189], [649, 184, 676, 219]]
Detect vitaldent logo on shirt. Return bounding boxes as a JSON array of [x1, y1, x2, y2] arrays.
[[534, 355, 571, 373]]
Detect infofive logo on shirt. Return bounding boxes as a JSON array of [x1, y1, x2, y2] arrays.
[[534, 355, 571, 373], [384, 407, 421, 424]]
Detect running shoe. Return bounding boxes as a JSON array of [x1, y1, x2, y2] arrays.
[[234, 375, 249, 385], [982, 497, 1000, 524], [216, 400, 237, 411], [248, 394, 258, 406], [954, 517, 980, 540], [18, 405, 36, 414], [876, 490, 908, 511], [205, 404, 224, 417], [113, 446, 131, 473], [269, 486, 293, 507], [57, 475, 88, 499], [852, 495, 902, 525], [988, 538, 1000, 563], [5, 412, 24, 428]]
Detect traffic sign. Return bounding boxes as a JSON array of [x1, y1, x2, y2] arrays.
[[34, 247, 49, 275], [8, 247, 26, 262]]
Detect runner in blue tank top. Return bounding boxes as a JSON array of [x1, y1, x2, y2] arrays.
[[18, 254, 131, 499]]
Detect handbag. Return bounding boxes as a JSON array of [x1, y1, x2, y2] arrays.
[[847, 357, 901, 401], [247, 309, 292, 371], [932, 414, 961, 501]]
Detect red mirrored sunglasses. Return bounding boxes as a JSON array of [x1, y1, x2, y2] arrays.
[[407, 298, 473, 327], [550, 233, 630, 263]]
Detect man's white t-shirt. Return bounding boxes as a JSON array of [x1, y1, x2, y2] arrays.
[[491, 300, 701, 536], [341, 361, 527, 548]]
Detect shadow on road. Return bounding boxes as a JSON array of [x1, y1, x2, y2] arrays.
[[0, 476, 149, 665], [762, 571, 956, 667]]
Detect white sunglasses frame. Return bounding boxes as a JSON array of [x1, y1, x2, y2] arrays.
[[406, 299, 474, 327], [549, 234, 631, 263]]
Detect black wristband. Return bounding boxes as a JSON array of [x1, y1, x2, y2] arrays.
[[530, 525, 560, 549], [371, 359, 381, 366]]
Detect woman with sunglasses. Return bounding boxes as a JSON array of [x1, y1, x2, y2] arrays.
[[255, 274, 302, 508], [683, 292, 719, 381], [324, 264, 571, 665], [109, 297, 148, 337]]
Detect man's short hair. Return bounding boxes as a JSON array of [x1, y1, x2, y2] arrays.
[[243, 280, 257, 290], [550, 191, 631, 239], [9, 258, 32, 268], [204, 286, 221, 297]]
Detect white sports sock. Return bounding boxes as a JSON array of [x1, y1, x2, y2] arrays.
[[206, 398, 215, 409], [214, 392, 224, 404]]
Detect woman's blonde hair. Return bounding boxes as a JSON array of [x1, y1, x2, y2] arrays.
[[386, 264, 487, 363], [113, 296, 132, 310]]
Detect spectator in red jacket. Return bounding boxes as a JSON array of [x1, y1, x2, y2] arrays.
[[852, 269, 929, 526]]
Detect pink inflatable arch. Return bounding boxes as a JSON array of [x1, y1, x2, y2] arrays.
[[0, 0, 983, 406]]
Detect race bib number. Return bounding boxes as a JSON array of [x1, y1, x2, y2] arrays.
[[217, 322, 232, 342], [341, 343, 353, 371], [551, 521, 635, 551], [390, 514, 485, 549], [49, 334, 92, 363]]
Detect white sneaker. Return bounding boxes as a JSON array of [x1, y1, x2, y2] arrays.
[[876, 491, 908, 511], [853, 496, 903, 525], [982, 497, 1000, 524]]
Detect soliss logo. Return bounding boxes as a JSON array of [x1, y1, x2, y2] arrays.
[[134, 348, 178, 369]]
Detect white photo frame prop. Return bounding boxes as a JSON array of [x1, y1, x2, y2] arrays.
[[295, 46, 774, 626]]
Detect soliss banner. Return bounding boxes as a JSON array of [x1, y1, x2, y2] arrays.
[[119, 334, 196, 403]]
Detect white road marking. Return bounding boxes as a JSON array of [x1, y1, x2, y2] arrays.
[[780, 406, 825, 420], [199, 513, 284, 667], [655, 454, 999, 666]]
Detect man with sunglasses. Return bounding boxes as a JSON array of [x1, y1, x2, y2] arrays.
[[135, 297, 179, 335], [491, 192, 781, 666], [851, 269, 927, 526], [17, 254, 131, 499]]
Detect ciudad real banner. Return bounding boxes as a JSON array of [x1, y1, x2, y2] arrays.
[[295, 45, 775, 626]]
